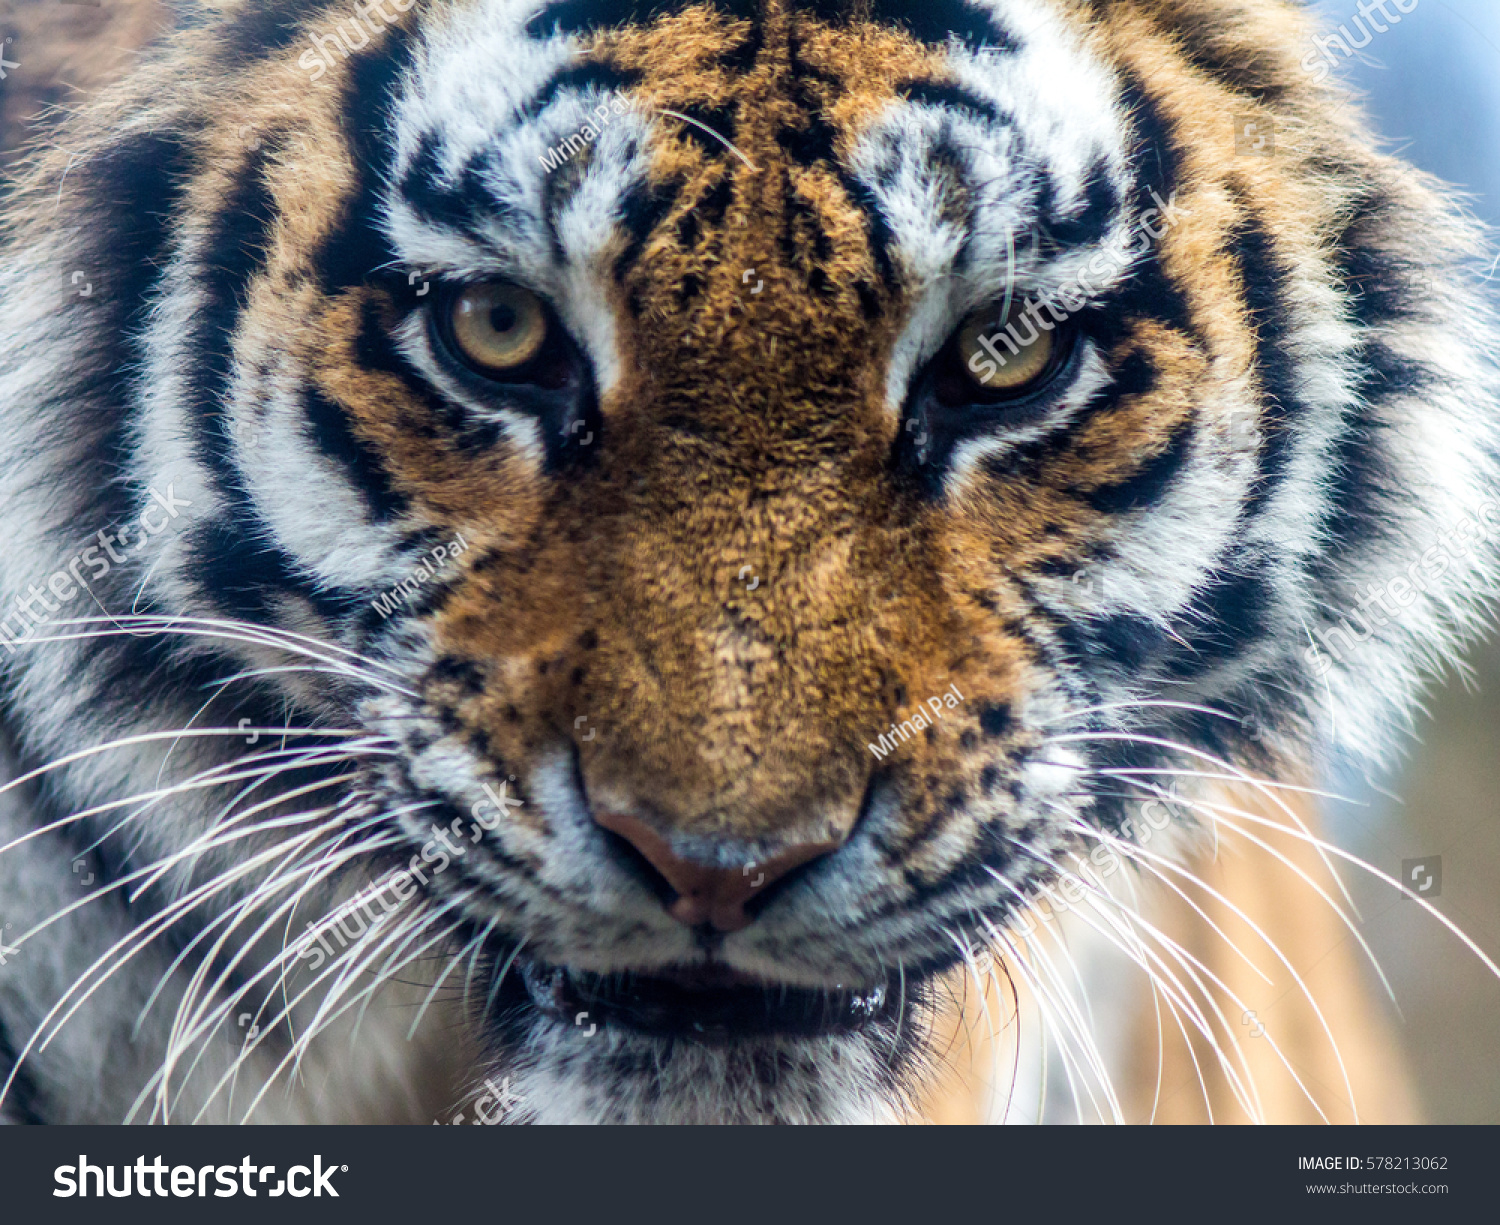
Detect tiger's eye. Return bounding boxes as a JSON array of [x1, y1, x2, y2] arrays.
[[449, 283, 547, 373], [956, 298, 1055, 394]]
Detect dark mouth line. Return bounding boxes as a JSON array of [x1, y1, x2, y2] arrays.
[[497, 954, 895, 1043]]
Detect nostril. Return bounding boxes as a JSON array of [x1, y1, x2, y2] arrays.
[[597, 826, 681, 910], [593, 809, 838, 933]]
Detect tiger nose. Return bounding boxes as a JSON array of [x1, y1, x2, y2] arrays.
[[593, 811, 841, 933]]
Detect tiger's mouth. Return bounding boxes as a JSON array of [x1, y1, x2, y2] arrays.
[[498, 955, 895, 1042]]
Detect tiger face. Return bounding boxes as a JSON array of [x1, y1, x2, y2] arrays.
[[1, 0, 1495, 1123]]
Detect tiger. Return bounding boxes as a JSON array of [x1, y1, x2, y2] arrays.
[[0, 0, 1495, 1125]]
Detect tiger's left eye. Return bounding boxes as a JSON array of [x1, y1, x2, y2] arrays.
[[448, 283, 548, 374], [953, 298, 1057, 396]]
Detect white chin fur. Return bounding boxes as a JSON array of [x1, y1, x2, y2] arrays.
[[490, 1021, 904, 1124]]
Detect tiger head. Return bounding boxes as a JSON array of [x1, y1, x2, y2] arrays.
[[1, 0, 1495, 1123]]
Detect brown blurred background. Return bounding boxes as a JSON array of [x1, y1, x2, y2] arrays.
[[0, 1, 168, 171]]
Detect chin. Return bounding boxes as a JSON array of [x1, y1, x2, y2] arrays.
[[479, 956, 926, 1124]]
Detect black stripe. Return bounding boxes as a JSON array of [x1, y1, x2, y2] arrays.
[[1170, 673, 1296, 773], [1167, 559, 1277, 673], [831, 167, 899, 288], [519, 62, 643, 125], [984, 574, 1101, 711], [1315, 347, 1418, 562], [1317, 379, 1429, 590], [396, 139, 538, 250], [694, 174, 734, 227], [185, 518, 365, 624], [59, 131, 199, 532], [805, 0, 1016, 51], [396, 133, 487, 236], [1083, 610, 1172, 676], [303, 385, 407, 520], [1082, 411, 1196, 514], [183, 145, 280, 485], [1331, 184, 1434, 327], [353, 294, 448, 425], [300, 27, 421, 516], [0, 1014, 45, 1124], [318, 20, 421, 292], [778, 176, 836, 287], [396, 61, 642, 247], [1223, 182, 1306, 516], [614, 177, 679, 287], [526, 0, 755, 37], [1312, 180, 1441, 572], [668, 102, 742, 160], [883, 787, 970, 864], [1118, 73, 1185, 221], [10, 130, 205, 726], [896, 79, 1003, 126], [1107, 73, 1199, 341], [939, 73, 1197, 506], [886, 819, 1039, 926], [719, 11, 765, 72], [176, 146, 363, 619], [970, 347, 1161, 490], [1145, 2, 1298, 106], [1063, 556, 1276, 684], [353, 295, 479, 443], [918, 192, 1189, 486], [1036, 156, 1120, 250], [214, 0, 330, 57]]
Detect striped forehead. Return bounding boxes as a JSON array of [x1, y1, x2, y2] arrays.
[[382, 0, 1134, 388]]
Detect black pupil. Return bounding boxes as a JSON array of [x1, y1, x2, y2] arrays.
[[489, 302, 519, 334]]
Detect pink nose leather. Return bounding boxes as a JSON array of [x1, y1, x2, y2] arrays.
[[594, 810, 839, 932]]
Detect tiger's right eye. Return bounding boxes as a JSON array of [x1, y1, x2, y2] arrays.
[[447, 283, 548, 376]]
